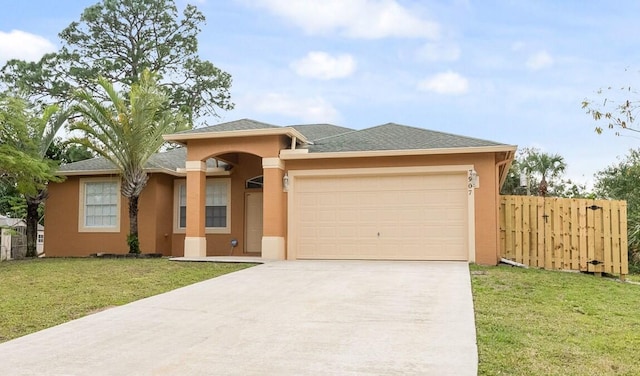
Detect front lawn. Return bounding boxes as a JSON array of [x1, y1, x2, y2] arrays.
[[0, 258, 253, 343], [471, 265, 640, 376]]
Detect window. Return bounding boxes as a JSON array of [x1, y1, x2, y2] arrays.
[[37, 234, 44, 244], [176, 179, 230, 233], [245, 175, 264, 189], [79, 178, 120, 232]]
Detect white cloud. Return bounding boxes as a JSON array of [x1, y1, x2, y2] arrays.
[[418, 71, 469, 95], [526, 50, 554, 71], [247, 92, 340, 122], [291, 51, 356, 80], [416, 42, 461, 62], [0, 30, 56, 63], [246, 0, 440, 39]]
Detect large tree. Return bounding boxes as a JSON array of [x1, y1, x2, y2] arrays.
[[0, 95, 68, 257], [69, 70, 186, 254], [23, 106, 70, 258], [1, 0, 233, 125]]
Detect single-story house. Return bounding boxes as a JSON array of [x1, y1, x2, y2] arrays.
[[0, 215, 45, 260], [44, 119, 516, 264]]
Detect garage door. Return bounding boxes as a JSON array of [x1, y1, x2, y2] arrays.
[[291, 172, 469, 260]]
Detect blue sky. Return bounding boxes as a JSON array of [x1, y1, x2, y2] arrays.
[[1, 0, 639, 187]]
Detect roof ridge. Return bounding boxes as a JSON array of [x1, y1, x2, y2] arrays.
[[312, 128, 360, 142], [373, 122, 506, 145]]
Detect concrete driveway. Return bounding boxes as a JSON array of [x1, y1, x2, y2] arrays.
[[0, 261, 477, 375]]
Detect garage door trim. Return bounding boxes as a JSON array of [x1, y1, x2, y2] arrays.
[[286, 165, 476, 261]]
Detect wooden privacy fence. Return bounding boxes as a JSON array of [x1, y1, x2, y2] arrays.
[[500, 195, 628, 277]]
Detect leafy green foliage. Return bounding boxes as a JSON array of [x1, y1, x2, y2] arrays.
[[0, 0, 233, 125], [0, 95, 59, 191], [127, 234, 141, 255], [0, 94, 71, 257], [46, 138, 94, 164], [594, 149, 640, 271], [69, 69, 187, 253], [501, 148, 590, 198], [0, 184, 26, 219], [0, 138, 92, 225]]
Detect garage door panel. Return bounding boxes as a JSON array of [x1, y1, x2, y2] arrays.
[[293, 172, 469, 261]]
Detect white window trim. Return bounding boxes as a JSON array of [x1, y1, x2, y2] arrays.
[[78, 177, 121, 233], [173, 178, 231, 234]]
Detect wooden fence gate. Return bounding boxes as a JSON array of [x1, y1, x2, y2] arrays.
[[500, 195, 628, 277]]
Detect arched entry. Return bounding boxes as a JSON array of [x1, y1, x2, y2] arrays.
[[178, 135, 288, 259]]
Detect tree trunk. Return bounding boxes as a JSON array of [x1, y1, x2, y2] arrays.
[[25, 194, 43, 258], [121, 170, 148, 254], [538, 176, 548, 197], [128, 195, 140, 254]]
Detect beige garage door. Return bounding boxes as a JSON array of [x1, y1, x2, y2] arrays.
[[292, 172, 469, 261]]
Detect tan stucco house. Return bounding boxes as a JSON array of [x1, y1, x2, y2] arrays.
[[44, 119, 516, 264]]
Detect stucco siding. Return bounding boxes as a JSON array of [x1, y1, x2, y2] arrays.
[[44, 175, 174, 257], [185, 135, 288, 161], [45, 176, 128, 256]]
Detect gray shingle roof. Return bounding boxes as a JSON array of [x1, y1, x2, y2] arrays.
[[60, 120, 510, 173], [176, 119, 280, 134], [289, 124, 354, 141], [307, 123, 506, 153], [58, 155, 116, 172], [59, 148, 221, 173]]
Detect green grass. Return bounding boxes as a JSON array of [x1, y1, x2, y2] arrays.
[[0, 258, 253, 343], [471, 265, 640, 376]]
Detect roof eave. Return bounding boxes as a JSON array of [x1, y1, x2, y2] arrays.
[[281, 145, 518, 160], [163, 127, 310, 145], [59, 167, 185, 177]]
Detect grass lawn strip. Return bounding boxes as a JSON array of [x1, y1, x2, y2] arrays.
[[471, 265, 640, 376], [0, 258, 253, 343]]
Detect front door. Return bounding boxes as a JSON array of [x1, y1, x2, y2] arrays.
[[245, 192, 263, 253]]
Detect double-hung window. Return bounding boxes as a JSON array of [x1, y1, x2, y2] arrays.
[[176, 179, 230, 233], [79, 178, 120, 232]]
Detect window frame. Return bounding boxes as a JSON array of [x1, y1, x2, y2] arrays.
[[78, 177, 121, 233], [173, 178, 231, 234], [245, 175, 264, 189]]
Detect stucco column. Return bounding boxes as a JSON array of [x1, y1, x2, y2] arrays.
[[184, 160, 207, 257], [262, 157, 286, 260]]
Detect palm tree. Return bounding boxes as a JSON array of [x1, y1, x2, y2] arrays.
[[525, 152, 567, 197], [69, 70, 186, 253]]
